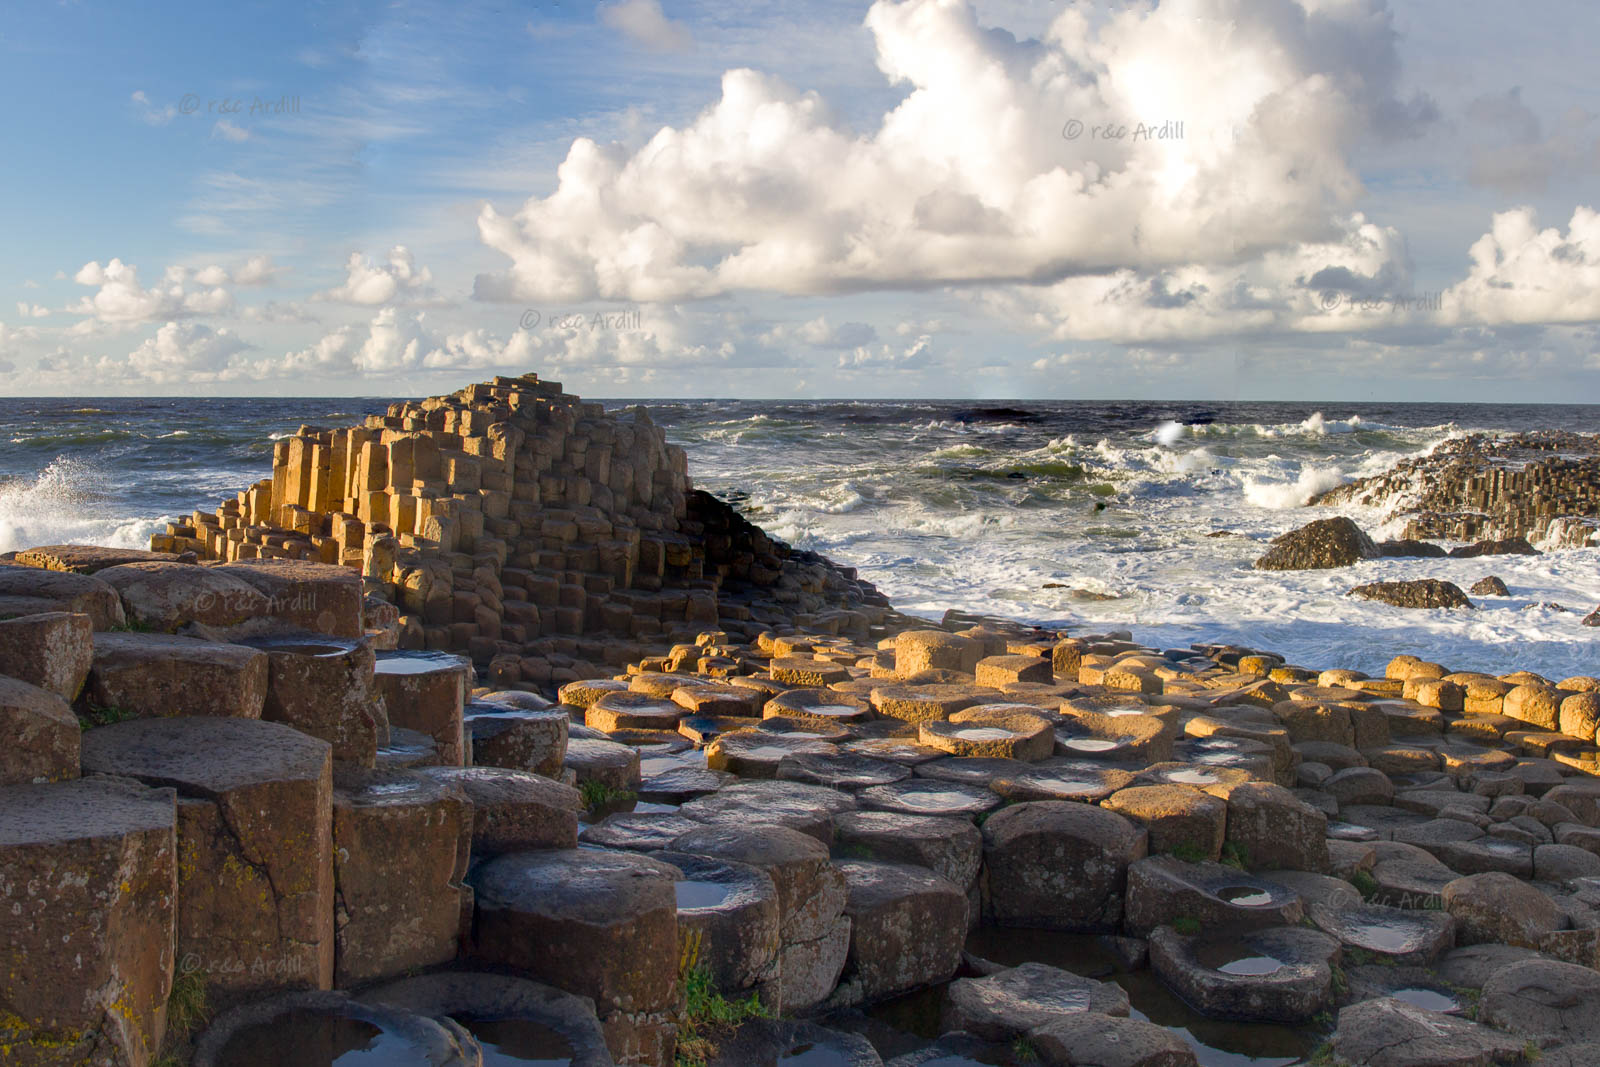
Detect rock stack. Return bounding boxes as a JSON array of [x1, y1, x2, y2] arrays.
[[1312, 430, 1600, 547], [147, 373, 896, 687]]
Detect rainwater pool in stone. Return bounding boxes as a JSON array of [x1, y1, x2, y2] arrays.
[[965, 928, 1318, 1066], [675, 879, 734, 909], [453, 1016, 575, 1065], [218, 1013, 426, 1066]]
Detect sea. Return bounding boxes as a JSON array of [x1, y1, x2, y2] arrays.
[[3, 397, 1597, 682]]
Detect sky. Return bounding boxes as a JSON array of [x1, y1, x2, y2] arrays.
[[1, 0, 1597, 401]]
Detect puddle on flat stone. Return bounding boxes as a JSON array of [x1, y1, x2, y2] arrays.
[[1217, 887, 1275, 908], [897, 790, 984, 812], [1390, 988, 1460, 1013], [373, 651, 468, 676], [676, 879, 734, 910], [967, 929, 1317, 1067], [1216, 957, 1284, 976], [453, 1016, 575, 1065], [1342, 917, 1421, 953], [1105, 708, 1148, 718], [954, 728, 1017, 742], [1167, 769, 1220, 785], [261, 643, 348, 657], [218, 1012, 427, 1066], [1061, 737, 1122, 753]]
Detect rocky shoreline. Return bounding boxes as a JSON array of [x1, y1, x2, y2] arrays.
[[1310, 430, 1600, 549], [3, 382, 1600, 1066]]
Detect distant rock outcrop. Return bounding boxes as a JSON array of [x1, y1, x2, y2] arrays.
[[1312, 431, 1600, 547], [1254, 517, 1378, 571]]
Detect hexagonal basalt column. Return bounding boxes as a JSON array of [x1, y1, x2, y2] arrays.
[[80, 716, 335, 1000], [0, 777, 177, 1067], [240, 633, 382, 765], [470, 849, 680, 1065], [374, 649, 471, 766], [331, 766, 471, 986]]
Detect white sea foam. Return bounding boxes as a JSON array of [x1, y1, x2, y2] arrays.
[[0, 457, 162, 553], [1242, 467, 1349, 509]]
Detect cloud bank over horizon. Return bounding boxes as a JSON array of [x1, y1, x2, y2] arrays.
[[2, 0, 1597, 400]]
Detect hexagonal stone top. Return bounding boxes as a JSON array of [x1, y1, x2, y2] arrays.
[[81, 717, 331, 798]]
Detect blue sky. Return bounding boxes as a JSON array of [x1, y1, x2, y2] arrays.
[[1, 0, 1597, 400]]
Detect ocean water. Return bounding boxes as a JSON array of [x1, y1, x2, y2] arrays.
[[3, 397, 1597, 680]]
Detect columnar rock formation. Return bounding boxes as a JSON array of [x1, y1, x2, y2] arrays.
[[149, 373, 896, 685], [7, 382, 1600, 1065], [1312, 430, 1600, 547]]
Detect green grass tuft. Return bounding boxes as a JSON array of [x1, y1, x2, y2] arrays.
[[1172, 916, 1201, 936], [1011, 1034, 1039, 1062], [77, 703, 138, 729], [1168, 842, 1207, 864], [1219, 841, 1249, 870], [1350, 869, 1378, 900], [674, 967, 770, 1067], [168, 970, 208, 1033], [579, 779, 636, 810]]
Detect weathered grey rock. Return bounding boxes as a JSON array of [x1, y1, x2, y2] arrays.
[[705, 730, 838, 778], [1103, 785, 1227, 861], [1480, 958, 1600, 1046], [582, 811, 705, 852], [215, 557, 365, 637], [832, 810, 982, 889], [415, 765, 581, 854], [858, 778, 1001, 820], [1348, 579, 1474, 610], [97, 561, 271, 633], [831, 860, 966, 1003], [465, 703, 568, 777], [0, 674, 80, 785], [374, 649, 470, 766], [80, 715, 336, 998], [680, 779, 854, 844], [366, 971, 613, 1067], [1325, 766, 1396, 807], [1224, 782, 1329, 872], [653, 850, 781, 994], [1028, 1012, 1198, 1066], [330, 766, 469, 986], [709, 1019, 881, 1067], [776, 915, 852, 1014], [471, 849, 680, 1063], [0, 610, 93, 700], [1442, 871, 1565, 947], [1148, 924, 1339, 1023], [1254, 517, 1378, 571], [1124, 856, 1304, 937], [1331, 995, 1526, 1067], [0, 565, 126, 629], [1308, 900, 1456, 966], [671, 823, 847, 945], [241, 633, 381, 765], [565, 735, 643, 790], [777, 751, 910, 792], [983, 802, 1147, 930], [85, 631, 269, 720], [0, 777, 177, 1066], [943, 962, 1130, 1040]]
